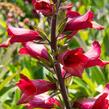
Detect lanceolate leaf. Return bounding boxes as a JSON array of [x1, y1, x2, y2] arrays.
[[0, 73, 19, 91]]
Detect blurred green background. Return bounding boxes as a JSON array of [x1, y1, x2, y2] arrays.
[[0, 0, 109, 109]]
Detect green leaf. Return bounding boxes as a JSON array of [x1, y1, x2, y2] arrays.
[[2, 103, 11, 109], [82, 71, 97, 95], [0, 87, 16, 102], [73, 77, 91, 96], [0, 19, 6, 28], [21, 67, 32, 79], [0, 73, 18, 91], [89, 67, 105, 84], [57, 18, 67, 35], [36, 28, 48, 41]]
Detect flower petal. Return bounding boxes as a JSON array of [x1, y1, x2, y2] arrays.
[[19, 47, 29, 54], [84, 41, 109, 68], [17, 93, 33, 105], [19, 42, 48, 60], [32, 79, 56, 94], [84, 41, 101, 60], [92, 93, 108, 109], [59, 48, 88, 77], [66, 10, 80, 18], [73, 98, 95, 109], [16, 74, 36, 95], [0, 38, 11, 48], [62, 48, 88, 67], [71, 10, 94, 22], [7, 25, 41, 43], [91, 21, 104, 30], [60, 65, 71, 78], [85, 59, 109, 68], [26, 94, 61, 109], [63, 64, 84, 77]]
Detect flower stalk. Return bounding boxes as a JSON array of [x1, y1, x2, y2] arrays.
[[50, 1, 72, 109]]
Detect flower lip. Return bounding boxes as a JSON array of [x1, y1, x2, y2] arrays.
[[84, 41, 101, 60], [16, 74, 36, 95]]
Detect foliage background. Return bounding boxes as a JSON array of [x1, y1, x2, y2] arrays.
[[0, 0, 109, 109]]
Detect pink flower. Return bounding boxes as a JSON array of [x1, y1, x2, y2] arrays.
[[25, 94, 61, 109], [64, 10, 104, 38], [73, 84, 109, 109], [32, 0, 54, 16], [59, 41, 109, 77], [0, 25, 41, 47], [16, 74, 56, 104], [19, 41, 48, 60]]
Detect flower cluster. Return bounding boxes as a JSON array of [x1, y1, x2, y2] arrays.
[[0, 0, 109, 109]]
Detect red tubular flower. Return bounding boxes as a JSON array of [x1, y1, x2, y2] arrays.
[[32, 0, 54, 16], [19, 41, 48, 60], [59, 41, 109, 77], [73, 84, 109, 109], [16, 74, 56, 104], [25, 94, 61, 109], [59, 48, 88, 77], [0, 25, 41, 47], [64, 10, 104, 38]]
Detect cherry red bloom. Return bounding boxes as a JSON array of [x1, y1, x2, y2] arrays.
[[59, 41, 109, 77], [25, 94, 61, 109], [16, 74, 56, 104], [64, 10, 104, 38], [19, 41, 48, 60], [32, 0, 54, 16], [0, 25, 41, 47], [73, 84, 109, 109]]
